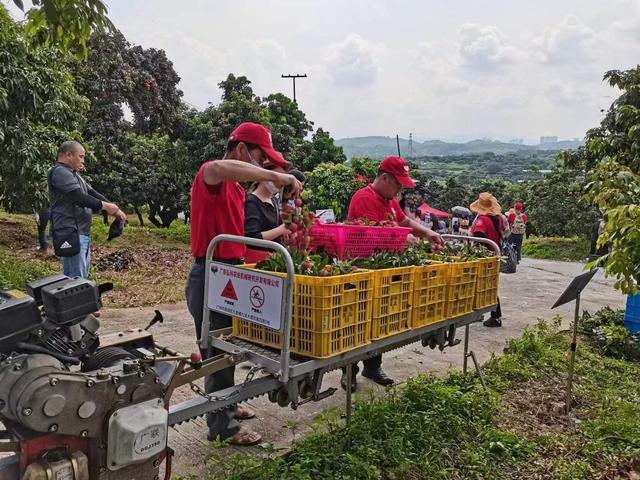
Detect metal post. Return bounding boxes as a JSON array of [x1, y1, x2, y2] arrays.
[[281, 74, 307, 103], [202, 234, 295, 383], [463, 324, 470, 374], [566, 291, 581, 412], [345, 365, 353, 425]]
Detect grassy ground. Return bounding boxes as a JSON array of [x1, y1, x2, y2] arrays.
[[522, 236, 590, 262], [183, 317, 640, 480], [0, 211, 191, 307]]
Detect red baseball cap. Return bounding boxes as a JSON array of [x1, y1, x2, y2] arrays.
[[228, 122, 289, 167], [379, 156, 416, 188], [515, 201, 523, 210]]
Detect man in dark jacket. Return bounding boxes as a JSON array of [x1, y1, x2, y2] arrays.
[[48, 141, 126, 278]]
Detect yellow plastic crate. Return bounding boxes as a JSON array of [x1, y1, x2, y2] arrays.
[[445, 260, 479, 318], [474, 256, 500, 309], [410, 262, 449, 328], [232, 268, 373, 358], [370, 266, 414, 339]]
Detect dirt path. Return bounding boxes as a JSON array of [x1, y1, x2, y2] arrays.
[[100, 258, 627, 478]]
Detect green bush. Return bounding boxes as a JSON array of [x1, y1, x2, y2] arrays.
[[522, 236, 590, 261]]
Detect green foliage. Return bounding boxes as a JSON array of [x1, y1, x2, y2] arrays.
[[563, 67, 640, 294], [13, 0, 115, 59], [414, 150, 557, 184], [0, 5, 88, 212], [303, 163, 360, 220], [76, 31, 184, 139], [579, 307, 640, 360], [519, 166, 599, 237], [521, 236, 590, 261], [292, 128, 346, 172], [186, 316, 640, 480]]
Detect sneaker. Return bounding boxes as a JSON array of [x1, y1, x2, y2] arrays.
[[483, 317, 502, 328]]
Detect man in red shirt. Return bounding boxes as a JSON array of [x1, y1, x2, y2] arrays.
[[342, 156, 442, 390], [507, 201, 527, 263], [186, 122, 302, 446]]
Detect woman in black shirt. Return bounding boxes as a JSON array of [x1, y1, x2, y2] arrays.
[[244, 162, 291, 263]]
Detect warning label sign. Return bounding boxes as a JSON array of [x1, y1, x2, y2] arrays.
[[221, 279, 238, 300], [207, 263, 284, 330]]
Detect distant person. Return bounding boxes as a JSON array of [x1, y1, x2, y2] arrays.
[[507, 201, 527, 263], [244, 160, 293, 263], [35, 204, 51, 254], [437, 219, 448, 235], [590, 218, 608, 258], [48, 141, 126, 278], [470, 192, 506, 328], [452, 216, 460, 233], [458, 215, 471, 236]]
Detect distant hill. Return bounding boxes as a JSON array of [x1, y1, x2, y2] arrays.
[[336, 136, 583, 158]]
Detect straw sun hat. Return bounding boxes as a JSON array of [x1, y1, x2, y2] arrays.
[[470, 192, 501, 216]]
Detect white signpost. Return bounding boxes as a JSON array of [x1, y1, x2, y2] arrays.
[[207, 263, 285, 331]]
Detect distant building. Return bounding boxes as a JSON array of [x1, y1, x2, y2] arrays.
[[540, 136, 558, 144]]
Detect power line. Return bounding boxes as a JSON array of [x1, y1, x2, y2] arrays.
[[281, 74, 307, 103]]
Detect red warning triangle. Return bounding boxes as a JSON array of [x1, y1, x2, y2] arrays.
[[221, 279, 238, 300]]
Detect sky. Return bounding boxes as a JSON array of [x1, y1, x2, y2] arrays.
[[13, 0, 640, 142]]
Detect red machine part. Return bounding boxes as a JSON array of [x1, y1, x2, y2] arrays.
[[20, 434, 89, 472]]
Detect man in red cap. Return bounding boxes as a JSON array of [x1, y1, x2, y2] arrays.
[[507, 201, 527, 263], [186, 122, 302, 446], [341, 156, 442, 390]]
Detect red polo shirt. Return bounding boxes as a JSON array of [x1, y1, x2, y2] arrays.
[[348, 185, 406, 223], [190, 161, 246, 259]]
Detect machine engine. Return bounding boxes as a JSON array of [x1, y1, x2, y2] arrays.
[[0, 275, 170, 480]]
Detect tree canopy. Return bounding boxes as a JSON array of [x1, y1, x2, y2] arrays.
[[563, 67, 640, 293], [0, 4, 88, 211]]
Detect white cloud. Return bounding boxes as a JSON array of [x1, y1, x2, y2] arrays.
[[458, 24, 521, 70], [533, 15, 595, 64], [324, 34, 383, 87]]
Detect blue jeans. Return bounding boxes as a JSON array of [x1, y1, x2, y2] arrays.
[[62, 234, 91, 278]]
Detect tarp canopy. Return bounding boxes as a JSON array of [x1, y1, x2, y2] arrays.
[[417, 203, 452, 219]]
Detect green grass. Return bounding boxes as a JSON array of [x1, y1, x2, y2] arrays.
[[90, 216, 190, 249], [522, 236, 590, 262], [0, 248, 56, 290], [187, 317, 640, 480], [0, 210, 190, 306]]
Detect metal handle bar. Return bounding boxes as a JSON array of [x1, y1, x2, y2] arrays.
[[202, 235, 295, 383], [441, 234, 501, 255]]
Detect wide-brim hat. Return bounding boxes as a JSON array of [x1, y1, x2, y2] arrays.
[[470, 192, 501, 216]]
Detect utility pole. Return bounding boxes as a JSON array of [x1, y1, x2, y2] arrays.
[[409, 133, 413, 157], [281, 74, 307, 103]]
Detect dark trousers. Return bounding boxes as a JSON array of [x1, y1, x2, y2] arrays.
[[491, 298, 502, 319], [185, 261, 239, 440], [342, 354, 382, 375], [509, 234, 524, 262], [509, 233, 524, 262], [36, 207, 50, 250]]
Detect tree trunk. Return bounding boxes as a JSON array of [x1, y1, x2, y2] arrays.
[[147, 204, 163, 228], [133, 206, 144, 226], [158, 207, 177, 228]]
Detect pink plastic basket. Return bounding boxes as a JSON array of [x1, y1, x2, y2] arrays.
[[309, 224, 411, 259]]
